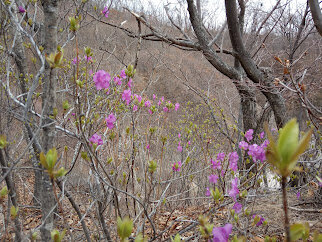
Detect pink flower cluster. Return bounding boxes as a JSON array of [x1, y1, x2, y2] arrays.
[[172, 161, 182, 172], [105, 113, 116, 129], [89, 133, 103, 146], [93, 70, 110, 90]]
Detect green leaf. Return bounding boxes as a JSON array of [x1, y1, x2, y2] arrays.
[[171, 234, 181, 242], [134, 233, 148, 242], [46, 148, 58, 170], [290, 223, 309, 241], [277, 118, 299, 168], [10, 206, 18, 219], [0, 186, 8, 198], [117, 216, 133, 240], [0, 135, 7, 149]]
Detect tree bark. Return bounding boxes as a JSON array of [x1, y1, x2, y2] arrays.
[[40, 0, 59, 240], [308, 0, 322, 36]]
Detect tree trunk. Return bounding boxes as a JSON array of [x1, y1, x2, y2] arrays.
[[40, 0, 59, 240]]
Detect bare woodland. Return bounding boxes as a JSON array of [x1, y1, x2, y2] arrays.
[[0, 0, 321, 241]]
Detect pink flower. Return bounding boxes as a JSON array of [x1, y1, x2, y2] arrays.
[[209, 174, 218, 184], [229, 152, 238, 172], [146, 144, 150, 150], [102, 6, 109, 18], [71, 113, 75, 116], [211, 159, 221, 170], [260, 131, 265, 139], [296, 191, 300, 200], [18, 6, 26, 13], [89, 133, 103, 146], [205, 187, 211, 197], [93, 70, 110, 90], [212, 224, 232, 242], [248, 144, 266, 163], [245, 129, 254, 142], [133, 105, 138, 112], [233, 202, 242, 213], [178, 133, 181, 138], [114, 76, 122, 86], [105, 113, 116, 129], [84, 55, 92, 62], [252, 215, 265, 226], [177, 142, 182, 152], [148, 109, 153, 115], [188, 140, 191, 145], [120, 69, 126, 79], [163, 107, 169, 113], [127, 78, 132, 88], [153, 94, 156, 100], [89, 70, 93, 75], [122, 89, 131, 105], [217, 152, 225, 162], [172, 161, 182, 172], [161, 96, 164, 102], [157, 100, 162, 106], [175, 103, 180, 111], [144, 100, 151, 108], [229, 177, 239, 202], [239, 141, 248, 150], [72, 56, 80, 65]]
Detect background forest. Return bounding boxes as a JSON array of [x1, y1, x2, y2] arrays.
[[0, 0, 321, 241]]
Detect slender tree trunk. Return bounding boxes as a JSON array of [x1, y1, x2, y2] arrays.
[[39, 0, 59, 240]]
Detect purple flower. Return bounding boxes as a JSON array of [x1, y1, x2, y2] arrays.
[[172, 161, 182, 172], [144, 100, 151, 108], [205, 187, 211, 197], [229, 152, 238, 172], [211, 159, 221, 170], [296, 191, 300, 200], [217, 152, 225, 162], [212, 223, 232, 242], [187, 140, 191, 145], [72, 57, 80, 65], [102, 6, 109, 18], [105, 113, 116, 129], [113, 76, 122, 86], [133, 105, 138, 112], [93, 70, 110, 90], [229, 177, 239, 202], [245, 129, 254, 142], [175, 103, 180, 111], [122, 89, 131, 105], [146, 144, 150, 150], [177, 142, 182, 152], [127, 78, 132, 88], [209, 174, 219, 184], [252, 215, 265, 226], [71, 113, 75, 116], [261, 139, 269, 149], [84, 55, 92, 62], [239, 141, 248, 150], [120, 69, 126, 79], [89, 133, 103, 146], [18, 6, 26, 13], [248, 144, 266, 163], [260, 131, 265, 139], [233, 202, 242, 213], [163, 107, 169, 113], [161, 96, 164, 102], [178, 133, 181, 138], [153, 94, 156, 100]]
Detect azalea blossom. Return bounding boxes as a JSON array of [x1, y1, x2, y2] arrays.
[[153, 94, 156, 100], [229, 177, 239, 201], [252, 215, 265, 226], [114, 76, 122, 86], [233, 202, 242, 213], [248, 144, 266, 163], [105, 113, 116, 129], [133, 105, 138, 112], [93, 70, 110, 90], [245, 129, 254, 142], [205, 187, 211, 197], [178, 133, 181, 138], [239, 141, 248, 150], [172, 161, 182, 172], [122, 89, 131, 105], [163, 107, 169, 113], [175, 103, 180, 111], [177, 142, 182, 152], [72, 56, 80, 65], [102, 6, 109, 18], [209, 174, 219, 184], [120, 69, 127, 79], [84, 55, 92, 62], [211, 159, 221, 170], [18, 6, 26, 13], [260, 131, 265, 139], [89, 133, 103, 146], [296, 191, 301, 200], [212, 223, 232, 242], [217, 152, 225, 162], [127, 78, 132, 88], [229, 152, 238, 171], [144, 100, 151, 108], [146, 144, 150, 150]]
